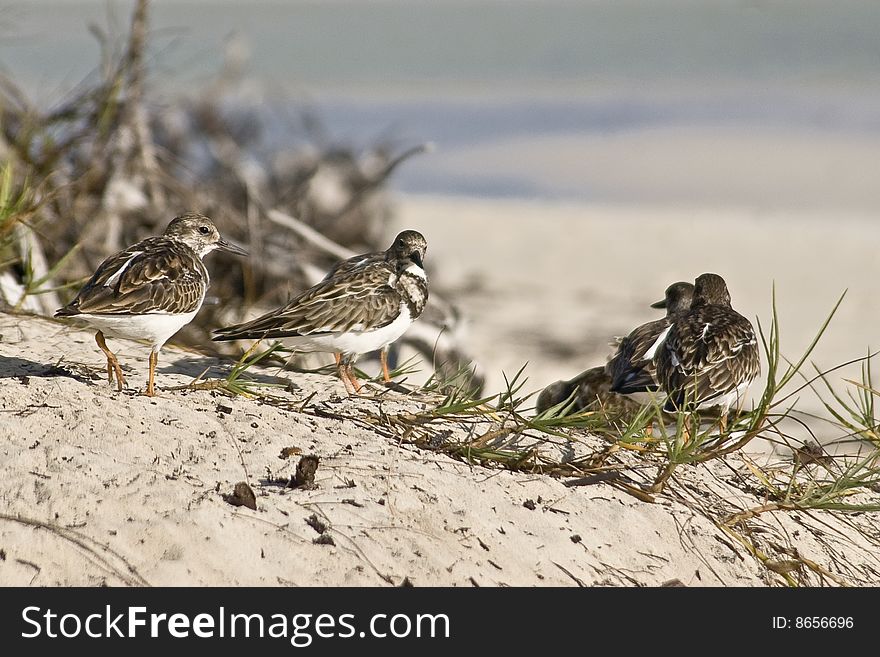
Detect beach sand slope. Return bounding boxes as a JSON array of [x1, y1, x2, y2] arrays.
[[1, 313, 877, 586]]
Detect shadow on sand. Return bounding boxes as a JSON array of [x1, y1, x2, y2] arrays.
[[0, 355, 108, 384], [159, 354, 292, 387]]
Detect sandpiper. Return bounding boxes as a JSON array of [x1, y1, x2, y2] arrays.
[[319, 243, 399, 382], [536, 367, 600, 415], [535, 282, 693, 418], [535, 366, 643, 418], [213, 230, 429, 394], [655, 273, 760, 433], [607, 281, 695, 400], [55, 212, 247, 396]]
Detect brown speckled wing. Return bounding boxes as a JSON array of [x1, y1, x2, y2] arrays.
[[215, 262, 403, 340], [607, 316, 670, 394], [658, 305, 760, 410], [57, 237, 206, 316], [323, 251, 384, 279]]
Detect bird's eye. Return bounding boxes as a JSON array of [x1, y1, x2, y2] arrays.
[[198, 226, 211, 235]]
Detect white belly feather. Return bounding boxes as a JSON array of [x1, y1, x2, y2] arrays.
[[75, 310, 199, 351], [280, 304, 413, 358]]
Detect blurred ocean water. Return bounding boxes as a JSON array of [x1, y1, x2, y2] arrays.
[[3, 0, 880, 205]]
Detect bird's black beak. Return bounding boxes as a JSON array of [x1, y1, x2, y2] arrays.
[[409, 251, 424, 268], [217, 238, 248, 256], [650, 298, 668, 309]]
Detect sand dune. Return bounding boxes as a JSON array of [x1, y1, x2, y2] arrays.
[[1, 309, 878, 586]]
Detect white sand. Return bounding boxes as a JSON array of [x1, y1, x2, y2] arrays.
[[1, 311, 878, 587]]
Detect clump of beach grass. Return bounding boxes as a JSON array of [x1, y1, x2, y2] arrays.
[[167, 342, 287, 398]]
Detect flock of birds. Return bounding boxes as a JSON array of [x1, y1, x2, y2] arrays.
[[537, 274, 761, 434], [55, 213, 429, 396], [53, 211, 761, 434]]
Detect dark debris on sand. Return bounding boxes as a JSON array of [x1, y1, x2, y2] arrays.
[[289, 455, 320, 490], [223, 481, 257, 510]]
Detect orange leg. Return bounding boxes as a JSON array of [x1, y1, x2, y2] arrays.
[[336, 356, 356, 395], [95, 331, 124, 392], [145, 349, 158, 397], [380, 347, 391, 383], [346, 363, 363, 394]]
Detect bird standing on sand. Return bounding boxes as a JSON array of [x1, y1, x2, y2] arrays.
[[607, 281, 694, 399], [655, 273, 760, 434], [213, 230, 429, 394], [316, 239, 405, 381], [55, 212, 247, 396]]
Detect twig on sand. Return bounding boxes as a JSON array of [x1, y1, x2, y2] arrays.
[[552, 561, 586, 587], [0, 513, 149, 586]]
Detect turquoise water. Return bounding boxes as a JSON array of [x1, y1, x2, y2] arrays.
[[3, 0, 880, 201]]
